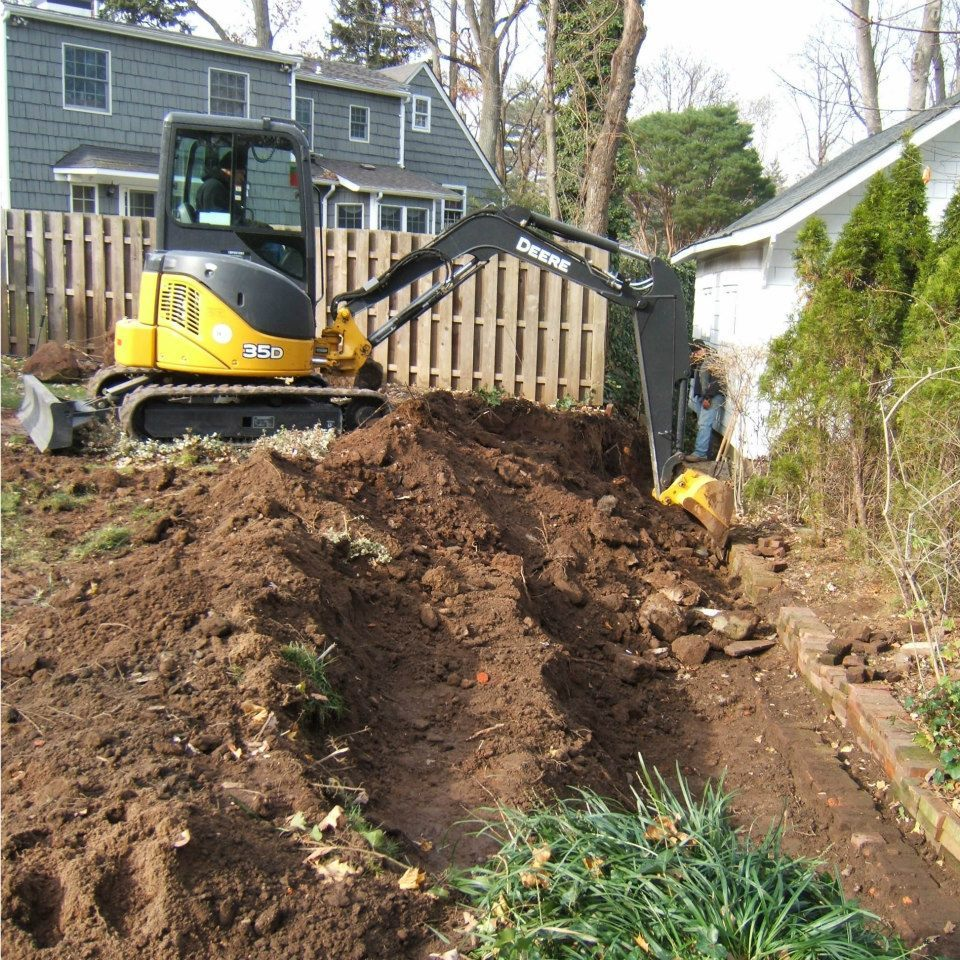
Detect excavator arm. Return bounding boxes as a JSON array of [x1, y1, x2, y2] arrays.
[[318, 205, 689, 497]]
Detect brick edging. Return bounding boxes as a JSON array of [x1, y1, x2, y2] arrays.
[[730, 545, 960, 871]]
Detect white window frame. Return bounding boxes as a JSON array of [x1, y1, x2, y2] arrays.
[[406, 206, 430, 234], [208, 68, 249, 118], [349, 104, 370, 143], [412, 95, 431, 133], [441, 185, 467, 228], [70, 183, 99, 214], [121, 187, 156, 218], [295, 96, 314, 150], [378, 204, 403, 231], [62, 43, 112, 115], [336, 202, 365, 229]]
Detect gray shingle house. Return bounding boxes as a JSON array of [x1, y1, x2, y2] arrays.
[[0, 0, 502, 232]]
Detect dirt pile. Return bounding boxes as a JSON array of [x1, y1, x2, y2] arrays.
[[3, 392, 958, 958]]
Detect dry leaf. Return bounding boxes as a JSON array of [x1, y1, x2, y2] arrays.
[[531, 845, 551, 868], [583, 856, 604, 876], [311, 859, 360, 883], [302, 846, 336, 863], [418, 838, 434, 853], [901, 896, 913, 906], [428, 951, 460, 960], [172, 828, 191, 848], [318, 804, 345, 832], [398, 866, 427, 890], [520, 871, 549, 889], [634, 933, 651, 953], [240, 700, 271, 724]]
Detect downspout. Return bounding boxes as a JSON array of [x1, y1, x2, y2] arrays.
[[289, 58, 302, 123], [398, 95, 409, 169], [1, 9, 12, 209], [372, 190, 383, 231], [320, 182, 336, 231]]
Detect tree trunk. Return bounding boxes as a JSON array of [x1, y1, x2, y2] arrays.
[[908, 0, 942, 112], [252, 0, 273, 48], [580, 0, 646, 233], [448, 0, 460, 103], [464, 0, 504, 171], [931, 34, 946, 104], [542, 0, 560, 218], [850, 0, 882, 134]]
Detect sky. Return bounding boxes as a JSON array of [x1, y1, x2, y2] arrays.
[[191, 0, 907, 182]]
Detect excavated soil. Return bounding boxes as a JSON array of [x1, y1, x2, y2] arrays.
[[2, 392, 959, 959]]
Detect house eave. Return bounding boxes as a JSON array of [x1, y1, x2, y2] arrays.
[[297, 73, 407, 99], [673, 103, 960, 265], [53, 166, 158, 185], [3, 3, 300, 65]]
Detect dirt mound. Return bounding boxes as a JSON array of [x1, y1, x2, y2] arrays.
[[3, 393, 958, 957]]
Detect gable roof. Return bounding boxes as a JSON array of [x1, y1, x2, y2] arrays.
[[382, 61, 502, 189], [673, 93, 960, 264], [297, 58, 407, 97], [312, 156, 457, 198]]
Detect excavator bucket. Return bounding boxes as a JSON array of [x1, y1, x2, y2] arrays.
[[657, 468, 735, 548], [17, 375, 102, 452]]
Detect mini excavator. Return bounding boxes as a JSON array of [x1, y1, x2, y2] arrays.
[[19, 112, 733, 543]]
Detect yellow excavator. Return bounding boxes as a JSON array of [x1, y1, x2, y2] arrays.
[[18, 112, 733, 544]]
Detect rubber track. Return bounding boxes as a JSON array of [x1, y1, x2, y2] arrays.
[[119, 381, 388, 439]]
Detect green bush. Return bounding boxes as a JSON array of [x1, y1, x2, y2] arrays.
[[453, 764, 906, 959], [908, 678, 960, 784]]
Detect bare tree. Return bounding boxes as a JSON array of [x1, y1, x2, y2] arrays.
[[779, 37, 857, 168], [580, 0, 646, 233], [542, 0, 560, 217], [634, 48, 731, 114], [850, 0, 883, 133], [908, 0, 943, 110]]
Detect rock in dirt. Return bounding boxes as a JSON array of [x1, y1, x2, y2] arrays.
[[723, 638, 776, 658], [712, 611, 758, 642], [595, 494, 617, 516], [22, 341, 99, 382], [845, 666, 868, 684], [640, 592, 686, 643], [419, 603, 440, 630], [611, 651, 656, 684], [671, 634, 711, 666], [254, 903, 284, 937]]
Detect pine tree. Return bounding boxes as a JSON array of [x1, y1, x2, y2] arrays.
[[98, 0, 192, 29], [887, 138, 932, 298], [326, 0, 420, 68]]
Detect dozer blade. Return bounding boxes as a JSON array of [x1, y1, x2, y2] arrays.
[[17, 375, 103, 452], [657, 468, 735, 548]]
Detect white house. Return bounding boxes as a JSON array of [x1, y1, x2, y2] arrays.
[[673, 93, 960, 457]]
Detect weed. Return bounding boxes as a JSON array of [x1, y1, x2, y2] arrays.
[[38, 490, 91, 513], [73, 525, 132, 559], [253, 425, 335, 460], [112, 432, 236, 468], [907, 678, 960, 785], [280, 641, 344, 729], [552, 394, 578, 411], [1, 485, 23, 516], [323, 516, 393, 565], [452, 762, 908, 960], [345, 805, 403, 861], [474, 385, 507, 407], [0, 358, 24, 411]]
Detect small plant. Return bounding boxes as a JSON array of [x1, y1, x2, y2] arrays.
[[323, 515, 393, 565], [552, 394, 578, 411], [452, 762, 907, 960], [112, 431, 236, 467], [280, 641, 344, 730], [1, 485, 23, 516], [38, 490, 91, 513], [73, 524, 131, 559], [474, 385, 507, 407], [252, 425, 335, 460], [908, 677, 960, 786], [345, 805, 403, 861]]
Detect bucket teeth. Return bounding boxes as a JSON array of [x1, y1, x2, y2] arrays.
[[657, 468, 734, 547]]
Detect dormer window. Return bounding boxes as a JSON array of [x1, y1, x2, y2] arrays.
[[63, 44, 110, 113]]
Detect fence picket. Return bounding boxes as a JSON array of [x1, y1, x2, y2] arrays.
[[2, 211, 607, 403]]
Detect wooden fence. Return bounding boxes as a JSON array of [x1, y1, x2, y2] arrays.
[[2, 209, 609, 402]]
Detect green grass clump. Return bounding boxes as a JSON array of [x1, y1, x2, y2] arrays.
[[474, 385, 507, 407], [38, 490, 91, 513], [73, 524, 131, 559], [280, 641, 344, 729], [452, 763, 907, 960]]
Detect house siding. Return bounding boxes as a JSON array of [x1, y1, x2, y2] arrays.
[[299, 82, 399, 167], [4, 16, 290, 211], [401, 68, 500, 204]]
